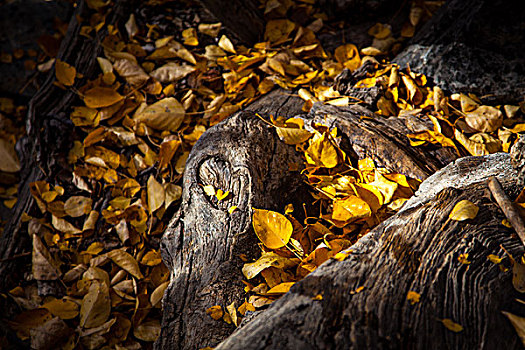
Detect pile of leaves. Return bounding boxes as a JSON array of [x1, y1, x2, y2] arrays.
[[1, 0, 524, 348]]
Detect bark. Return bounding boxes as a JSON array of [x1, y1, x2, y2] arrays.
[[216, 153, 524, 349], [157, 96, 465, 348]]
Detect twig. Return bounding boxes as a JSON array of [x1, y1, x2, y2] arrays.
[[0, 251, 31, 263], [488, 176, 525, 247]]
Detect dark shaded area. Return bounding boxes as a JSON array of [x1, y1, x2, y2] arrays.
[[394, 0, 525, 103]]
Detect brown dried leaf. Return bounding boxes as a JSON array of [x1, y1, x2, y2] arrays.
[[134, 98, 185, 131]]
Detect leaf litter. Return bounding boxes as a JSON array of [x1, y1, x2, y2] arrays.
[[0, 0, 524, 347]]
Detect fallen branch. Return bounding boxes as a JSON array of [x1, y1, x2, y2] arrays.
[[488, 176, 525, 247]]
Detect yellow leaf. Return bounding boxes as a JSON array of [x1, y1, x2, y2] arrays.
[[85, 242, 104, 255], [141, 250, 162, 266], [502, 311, 525, 346], [226, 302, 238, 327], [80, 281, 110, 328], [242, 252, 297, 279], [276, 126, 313, 145], [42, 298, 79, 320], [113, 58, 149, 87], [312, 294, 323, 301], [64, 196, 92, 217], [51, 215, 81, 235], [305, 132, 339, 168], [70, 106, 99, 127], [334, 44, 361, 71], [182, 28, 198, 46], [266, 282, 295, 295], [407, 291, 420, 305], [216, 189, 230, 201], [83, 87, 124, 108], [465, 105, 503, 133], [150, 62, 195, 83], [332, 196, 371, 222], [164, 183, 182, 209], [134, 319, 161, 342], [487, 254, 503, 264], [147, 175, 165, 213], [106, 249, 144, 279], [252, 209, 293, 249], [218, 35, 236, 54], [206, 305, 223, 320], [458, 253, 471, 265], [150, 281, 169, 307], [228, 206, 239, 214], [367, 171, 398, 205], [449, 200, 478, 221], [198, 23, 222, 37], [55, 59, 76, 86], [134, 98, 185, 131], [441, 318, 463, 332]]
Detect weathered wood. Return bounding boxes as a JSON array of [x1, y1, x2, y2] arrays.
[[157, 98, 464, 348], [156, 111, 307, 349], [308, 103, 459, 180], [488, 176, 525, 247], [216, 153, 524, 349]]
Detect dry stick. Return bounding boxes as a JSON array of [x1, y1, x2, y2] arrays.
[[488, 176, 525, 247]]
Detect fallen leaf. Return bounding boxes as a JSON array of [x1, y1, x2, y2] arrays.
[[32, 234, 60, 280], [0, 138, 21, 172], [465, 105, 503, 133], [305, 132, 339, 168], [502, 311, 525, 346], [106, 249, 144, 279], [226, 302, 238, 327], [55, 59, 76, 86], [266, 282, 295, 295], [150, 281, 169, 307], [449, 200, 478, 221], [133, 319, 161, 342], [150, 62, 195, 83], [83, 87, 124, 108], [441, 318, 463, 332], [134, 98, 185, 131], [64, 196, 92, 217], [80, 281, 110, 328], [147, 175, 165, 213], [332, 196, 371, 222], [252, 208, 293, 249], [42, 298, 79, 320], [407, 291, 420, 305], [218, 35, 236, 54], [242, 252, 297, 279], [206, 305, 223, 320]]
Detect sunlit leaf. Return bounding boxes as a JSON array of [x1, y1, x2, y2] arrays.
[[242, 252, 297, 279], [332, 196, 371, 222], [449, 200, 478, 221], [252, 209, 293, 249], [206, 305, 223, 320], [305, 132, 338, 168]]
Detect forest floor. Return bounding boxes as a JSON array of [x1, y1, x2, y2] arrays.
[[0, 0, 524, 348]]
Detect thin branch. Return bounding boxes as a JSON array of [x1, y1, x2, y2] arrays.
[[488, 176, 525, 247]]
